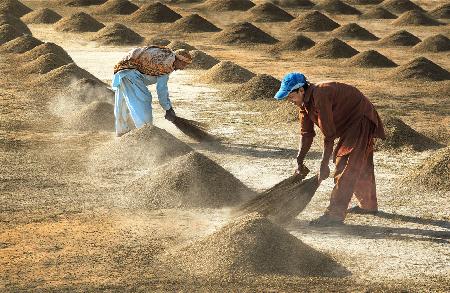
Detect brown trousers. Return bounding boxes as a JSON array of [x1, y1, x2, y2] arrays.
[[325, 118, 378, 220]]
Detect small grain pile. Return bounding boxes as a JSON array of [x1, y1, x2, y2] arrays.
[[381, 0, 424, 14], [345, 50, 397, 68], [429, 3, 450, 19], [65, 101, 114, 131], [128, 2, 181, 23], [188, 50, 220, 69], [346, 0, 382, 4], [389, 57, 450, 82], [167, 40, 196, 51], [314, 0, 361, 15], [146, 37, 170, 46], [0, 13, 32, 35], [331, 23, 379, 41], [93, 0, 139, 15], [412, 34, 450, 53], [198, 0, 255, 12], [270, 0, 315, 8], [0, 0, 32, 18], [378, 30, 421, 46], [19, 42, 73, 63], [21, 8, 61, 24], [306, 38, 359, 59], [20, 53, 69, 74], [170, 14, 221, 33], [266, 101, 299, 123], [392, 10, 442, 26], [223, 74, 281, 101], [359, 7, 397, 19], [91, 23, 143, 45], [201, 61, 256, 84], [0, 35, 42, 53], [33, 63, 101, 87], [62, 0, 107, 6], [54, 12, 105, 32], [376, 115, 443, 151], [290, 11, 340, 32], [0, 24, 23, 45], [213, 22, 278, 45], [246, 2, 294, 22], [65, 78, 114, 104], [270, 34, 315, 52], [162, 212, 347, 278]]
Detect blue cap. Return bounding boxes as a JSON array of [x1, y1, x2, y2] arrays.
[[274, 72, 307, 100]]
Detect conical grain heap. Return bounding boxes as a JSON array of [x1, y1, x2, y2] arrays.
[[0, 34, 42, 53], [270, 0, 314, 8], [213, 22, 278, 45], [33, 63, 102, 87], [62, 0, 107, 6], [359, 7, 397, 19], [170, 14, 221, 33], [21, 8, 62, 24], [198, 0, 255, 12], [378, 30, 421, 46], [20, 52, 69, 74], [392, 10, 442, 26], [54, 12, 105, 32], [346, 0, 382, 4], [128, 2, 181, 23], [429, 4, 450, 19], [0, 24, 23, 45], [412, 34, 450, 53], [381, 0, 424, 14], [65, 78, 114, 104], [246, 2, 294, 22], [224, 74, 281, 100], [18, 42, 73, 63], [331, 23, 378, 41], [167, 40, 196, 51], [66, 101, 114, 131], [290, 10, 340, 32], [389, 57, 450, 82], [346, 50, 397, 68], [201, 61, 256, 84], [314, 0, 361, 15], [146, 37, 170, 46], [270, 34, 315, 52], [306, 38, 359, 59], [91, 23, 143, 45], [188, 50, 220, 69], [0, 0, 32, 18], [93, 0, 139, 15], [0, 13, 32, 35]]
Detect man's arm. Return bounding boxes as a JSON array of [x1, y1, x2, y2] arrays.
[[297, 108, 315, 174], [156, 74, 172, 111]]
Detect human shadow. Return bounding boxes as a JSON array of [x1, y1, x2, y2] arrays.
[[374, 211, 450, 230]]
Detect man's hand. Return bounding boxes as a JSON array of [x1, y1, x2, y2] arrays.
[[318, 161, 330, 181], [165, 107, 176, 122]]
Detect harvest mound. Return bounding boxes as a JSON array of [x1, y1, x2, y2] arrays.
[[429, 4, 450, 19], [0, 35, 42, 53], [306, 38, 358, 59], [54, 12, 105, 32], [392, 10, 442, 26], [246, 2, 294, 22], [32, 63, 101, 87], [18, 42, 73, 63], [270, 34, 315, 52], [0, 0, 32, 18], [290, 10, 340, 32], [20, 53, 69, 74], [91, 23, 143, 45], [389, 57, 450, 81], [128, 2, 182, 23], [167, 40, 196, 51], [188, 50, 220, 69], [162, 213, 348, 277], [359, 7, 397, 19], [66, 101, 114, 131], [223, 74, 281, 100], [346, 0, 382, 4], [21, 8, 62, 24], [0, 13, 32, 35], [270, 0, 315, 8], [345, 50, 397, 68], [213, 22, 278, 45], [0, 24, 23, 45], [314, 0, 361, 15], [378, 30, 421, 46], [331, 23, 378, 41], [93, 0, 139, 15], [62, 0, 107, 6], [381, 0, 424, 14], [170, 14, 221, 33], [201, 61, 256, 83], [146, 37, 170, 46], [412, 34, 450, 53], [65, 78, 114, 105], [123, 151, 252, 209], [198, 0, 255, 12]]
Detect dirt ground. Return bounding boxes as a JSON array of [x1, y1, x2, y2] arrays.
[[1, 0, 449, 292]]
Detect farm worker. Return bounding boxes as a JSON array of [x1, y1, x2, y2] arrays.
[[274, 73, 386, 226], [111, 46, 192, 137]]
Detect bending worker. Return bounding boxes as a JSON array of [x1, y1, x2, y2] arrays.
[[111, 46, 192, 137], [274, 72, 386, 226]]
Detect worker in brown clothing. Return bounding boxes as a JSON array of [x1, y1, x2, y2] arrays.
[[274, 72, 385, 226]]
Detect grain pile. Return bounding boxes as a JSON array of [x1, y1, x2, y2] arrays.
[[378, 30, 421, 46], [91, 23, 143, 45], [270, 34, 315, 52], [381, 0, 424, 14], [0, 24, 23, 45], [412, 34, 450, 53], [162, 213, 347, 278], [62, 0, 107, 6], [21, 8, 62, 24], [0, 13, 32, 35], [346, 0, 382, 4], [146, 37, 170, 46], [223, 74, 281, 101], [314, 0, 361, 15], [0, 35, 42, 53], [54, 12, 105, 32], [376, 115, 442, 151], [360, 7, 397, 19], [93, 0, 139, 15], [213, 22, 278, 45], [266, 101, 299, 123], [198, 0, 255, 12], [167, 40, 196, 51], [65, 78, 114, 104], [392, 10, 442, 26], [306, 38, 359, 59], [429, 3, 450, 19], [246, 2, 294, 22], [0, 0, 32, 18], [201, 61, 256, 84], [290, 11, 340, 32], [331, 23, 379, 41], [188, 50, 220, 69], [19, 42, 73, 63], [20, 53, 69, 74], [270, 0, 314, 8], [66, 101, 114, 131], [128, 2, 182, 23], [32, 63, 101, 87], [389, 57, 450, 81], [124, 151, 252, 209], [345, 50, 397, 68], [170, 14, 221, 33]]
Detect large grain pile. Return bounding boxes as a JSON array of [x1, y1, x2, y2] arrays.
[[306, 38, 358, 59], [0, 0, 32, 18], [213, 22, 278, 45], [378, 30, 421, 46], [20, 53, 69, 74], [65, 101, 114, 131], [65, 78, 114, 104], [346, 0, 382, 4], [0, 34, 42, 53], [270, 34, 315, 52], [246, 2, 294, 22], [19, 42, 73, 63], [392, 10, 442, 26], [223, 74, 281, 100], [331, 23, 378, 41], [412, 34, 450, 53], [198, 0, 255, 12], [429, 3, 450, 19], [54, 12, 105, 32], [270, 0, 314, 8], [0, 13, 32, 35], [91, 23, 143, 45], [345, 50, 397, 68], [290, 10, 340, 32], [124, 151, 252, 209], [21, 8, 61, 24], [62, 0, 107, 6], [188, 50, 220, 69], [381, 0, 424, 14], [170, 14, 221, 33], [128, 2, 181, 23], [0, 24, 23, 45], [93, 0, 139, 15], [201, 61, 256, 83], [314, 0, 361, 15], [359, 7, 397, 19], [167, 40, 196, 51], [389, 57, 450, 81], [33, 63, 101, 87], [162, 213, 347, 278]]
